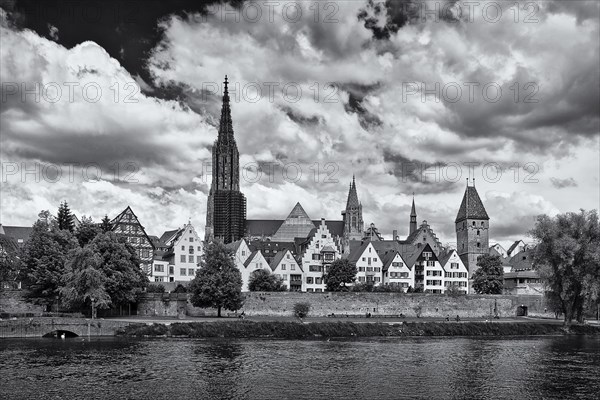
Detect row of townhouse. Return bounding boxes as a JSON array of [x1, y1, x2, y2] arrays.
[[349, 241, 469, 294]]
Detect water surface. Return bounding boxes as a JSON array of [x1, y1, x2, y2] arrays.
[[1, 336, 598, 399]]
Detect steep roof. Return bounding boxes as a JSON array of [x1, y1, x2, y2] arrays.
[[1, 226, 33, 245], [348, 241, 370, 263], [381, 250, 401, 271], [272, 203, 315, 241], [437, 250, 455, 266], [110, 206, 156, 249], [243, 250, 259, 268], [314, 220, 345, 238], [455, 185, 489, 222], [269, 250, 287, 271], [507, 240, 525, 255], [158, 229, 180, 245], [246, 220, 284, 237]]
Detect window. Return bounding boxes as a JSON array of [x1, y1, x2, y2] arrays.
[[477, 243, 481, 248], [477, 230, 480, 236], [155, 264, 164, 272], [131, 237, 138, 244], [189, 246, 194, 254], [374, 267, 381, 272], [321, 235, 326, 238], [362, 257, 366, 261], [451, 262, 459, 269], [358, 276, 366, 282], [197, 246, 201, 251], [242, 250, 246, 256], [169, 266, 174, 275], [368, 247, 371, 253], [472, 221, 476, 226], [283, 275, 288, 281], [427, 261, 435, 266], [291, 264, 295, 271], [180, 255, 186, 263], [154, 277, 164, 282], [281, 264, 286, 270], [312, 254, 321, 260], [358, 267, 365, 272], [188, 255, 194, 263], [181, 246, 185, 251], [188, 269, 195, 276], [481, 222, 484, 226], [306, 277, 313, 284], [368, 257, 371, 265], [142, 249, 150, 258], [315, 278, 322, 284], [286, 254, 290, 259], [373, 258, 378, 262], [423, 236, 426, 241], [189, 237, 194, 242], [445, 272, 451, 278], [309, 265, 322, 272], [180, 268, 186, 276]]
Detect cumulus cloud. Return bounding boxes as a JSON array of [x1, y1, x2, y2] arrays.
[[1, 1, 598, 244]]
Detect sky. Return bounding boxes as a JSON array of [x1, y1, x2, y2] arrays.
[[1, 0, 599, 249]]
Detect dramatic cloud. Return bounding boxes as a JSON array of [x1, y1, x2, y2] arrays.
[[1, 1, 598, 246]]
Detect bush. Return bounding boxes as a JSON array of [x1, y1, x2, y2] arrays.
[[173, 284, 187, 293], [147, 284, 166, 293], [293, 302, 310, 318]]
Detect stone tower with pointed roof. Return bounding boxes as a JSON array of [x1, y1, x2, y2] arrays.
[[341, 175, 364, 242], [409, 195, 417, 235], [205, 76, 247, 244], [455, 179, 490, 277]]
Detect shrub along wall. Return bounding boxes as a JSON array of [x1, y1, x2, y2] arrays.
[[137, 292, 547, 318]]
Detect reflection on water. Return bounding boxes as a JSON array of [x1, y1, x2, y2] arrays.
[[1, 336, 599, 400]]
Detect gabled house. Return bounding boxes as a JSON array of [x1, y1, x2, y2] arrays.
[[110, 206, 155, 276], [410, 244, 445, 293], [227, 238, 252, 266], [489, 243, 508, 258], [153, 221, 203, 282], [507, 240, 526, 258], [381, 250, 414, 291], [239, 250, 270, 292], [348, 241, 384, 286], [503, 248, 543, 295], [299, 219, 340, 292], [439, 249, 469, 294], [270, 249, 303, 291]]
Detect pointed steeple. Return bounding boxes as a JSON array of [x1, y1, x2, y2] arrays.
[[346, 175, 359, 209], [218, 75, 235, 145], [409, 192, 417, 235], [455, 179, 489, 223]]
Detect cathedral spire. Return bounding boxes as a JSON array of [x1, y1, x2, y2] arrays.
[[218, 75, 235, 145], [346, 175, 359, 209]]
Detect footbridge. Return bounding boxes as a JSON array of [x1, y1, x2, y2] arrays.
[[0, 317, 133, 338]]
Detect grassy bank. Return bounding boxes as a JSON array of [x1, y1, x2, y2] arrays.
[[116, 321, 600, 339]]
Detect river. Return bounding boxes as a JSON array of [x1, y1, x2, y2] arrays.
[[1, 336, 599, 399]]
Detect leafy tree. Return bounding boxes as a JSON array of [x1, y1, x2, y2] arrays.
[[530, 210, 600, 326], [22, 219, 79, 302], [445, 284, 464, 297], [412, 286, 424, 293], [472, 254, 504, 294], [0, 234, 21, 289], [75, 216, 101, 247], [60, 246, 111, 313], [248, 269, 285, 291], [188, 242, 243, 317], [57, 201, 75, 232], [324, 259, 357, 291], [173, 283, 188, 293], [100, 215, 112, 233], [91, 232, 148, 307]]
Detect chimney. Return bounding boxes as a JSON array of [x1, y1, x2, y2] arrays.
[[392, 230, 398, 241]]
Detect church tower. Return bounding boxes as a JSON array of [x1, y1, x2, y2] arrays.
[[455, 179, 489, 278], [409, 194, 417, 235], [342, 175, 364, 241], [205, 76, 247, 244]]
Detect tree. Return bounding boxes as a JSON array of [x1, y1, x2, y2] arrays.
[[75, 216, 101, 247], [530, 210, 600, 327], [0, 235, 21, 289], [100, 215, 112, 233], [324, 259, 357, 291], [248, 269, 285, 291], [57, 201, 75, 232], [60, 246, 111, 314], [91, 232, 148, 307], [188, 242, 243, 317], [22, 219, 79, 302], [472, 254, 504, 294]]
